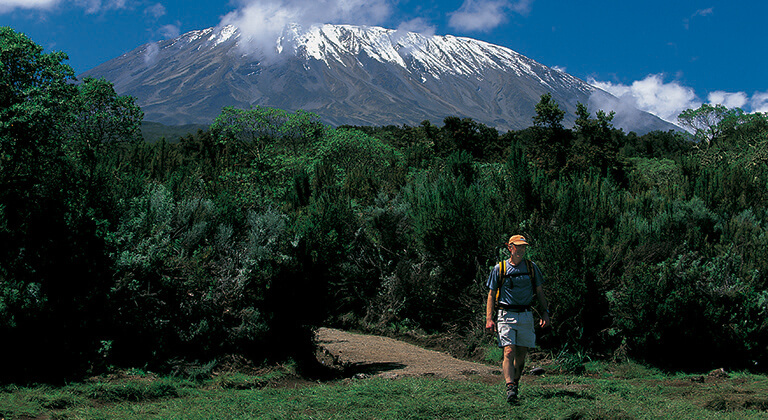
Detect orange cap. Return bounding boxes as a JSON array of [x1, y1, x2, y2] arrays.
[[508, 235, 529, 246]]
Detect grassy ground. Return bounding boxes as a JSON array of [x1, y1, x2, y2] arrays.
[[2, 362, 767, 420]]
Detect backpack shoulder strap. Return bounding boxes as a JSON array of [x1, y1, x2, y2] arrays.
[[495, 260, 507, 305], [527, 259, 538, 302]]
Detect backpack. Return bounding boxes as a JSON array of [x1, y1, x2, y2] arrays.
[[495, 259, 537, 307]]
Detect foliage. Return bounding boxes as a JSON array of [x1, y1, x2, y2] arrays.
[[2, 30, 768, 381], [439, 116, 500, 160], [620, 129, 692, 159], [569, 102, 624, 176], [610, 248, 768, 370], [310, 127, 404, 202], [210, 106, 325, 158], [0, 27, 115, 381], [400, 152, 488, 327], [107, 182, 302, 367], [678, 103, 732, 148], [63, 77, 143, 161], [627, 157, 686, 197], [532, 92, 565, 130]]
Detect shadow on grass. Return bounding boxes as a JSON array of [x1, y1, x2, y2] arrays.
[[562, 408, 634, 420], [704, 395, 768, 412], [538, 389, 595, 400], [345, 362, 407, 377], [297, 348, 407, 382]]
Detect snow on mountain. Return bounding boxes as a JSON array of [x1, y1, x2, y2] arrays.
[[289, 24, 585, 88], [82, 24, 676, 133]]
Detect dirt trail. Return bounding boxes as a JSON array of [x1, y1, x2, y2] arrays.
[[315, 328, 501, 382]]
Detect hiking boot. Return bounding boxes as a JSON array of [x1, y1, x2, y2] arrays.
[[506, 382, 519, 403]]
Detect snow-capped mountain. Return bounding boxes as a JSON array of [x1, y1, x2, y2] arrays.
[[82, 24, 676, 133]]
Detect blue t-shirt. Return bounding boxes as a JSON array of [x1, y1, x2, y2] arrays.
[[486, 260, 543, 306]]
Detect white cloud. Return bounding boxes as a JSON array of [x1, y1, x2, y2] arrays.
[[396, 18, 435, 37], [158, 23, 180, 39], [684, 7, 713, 29], [708, 90, 748, 109], [751, 91, 768, 113], [510, 0, 533, 15], [144, 2, 165, 19], [448, 0, 509, 32], [447, 0, 531, 32], [75, 0, 129, 14], [143, 41, 160, 65], [0, 0, 59, 13], [589, 75, 767, 132], [702, 90, 768, 113], [0, 0, 133, 13], [693, 7, 714, 17], [388, 18, 437, 57], [391, 17, 436, 49], [589, 74, 701, 124], [221, 0, 392, 56], [0, 0, 137, 14]]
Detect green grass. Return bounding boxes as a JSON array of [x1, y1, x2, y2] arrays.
[[2, 364, 767, 420]]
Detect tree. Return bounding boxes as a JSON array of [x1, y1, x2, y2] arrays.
[[211, 106, 286, 161], [420, 119, 439, 142], [64, 76, 143, 169], [0, 27, 115, 381], [0, 26, 78, 243], [440, 116, 498, 160], [570, 103, 622, 175], [679, 105, 768, 171], [532, 92, 565, 130], [677, 103, 731, 149], [718, 108, 768, 147], [281, 109, 326, 154], [1, 27, 76, 191], [211, 106, 325, 159], [522, 93, 572, 173], [312, 127, 403, 202]]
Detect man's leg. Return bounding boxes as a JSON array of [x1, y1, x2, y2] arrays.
[[502, 345, 529, 383], [502, 345, 515, 385], [503, 345, 529, 402], [513, 346, 528, 383], [503, 345, 520, 402]]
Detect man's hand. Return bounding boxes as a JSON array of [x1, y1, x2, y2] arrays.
[[486, 318, 497, 333], [485, 290, 497, 333], [538, 311, 551, 329]]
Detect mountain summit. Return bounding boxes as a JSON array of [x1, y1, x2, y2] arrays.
[[83, 24, 677, 133]]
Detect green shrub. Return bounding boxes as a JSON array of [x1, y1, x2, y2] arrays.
[[609, 248, 767, 371], [83, 379, 181, 402], [106, 182, 297, 369]]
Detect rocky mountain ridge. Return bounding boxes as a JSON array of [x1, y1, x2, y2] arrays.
[[83, 24, 678, 133]]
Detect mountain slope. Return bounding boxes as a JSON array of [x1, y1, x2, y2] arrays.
[[83, 24, 677, 133]]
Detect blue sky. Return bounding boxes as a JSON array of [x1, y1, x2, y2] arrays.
[[3, 0, 767, 124]]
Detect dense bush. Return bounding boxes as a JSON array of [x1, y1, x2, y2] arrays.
[[0, 28, 135, 381], [2, 28, 768, 381], [610, 248, 768, 370]]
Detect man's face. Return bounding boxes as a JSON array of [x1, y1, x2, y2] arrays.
[[509, 244, 527, 258]]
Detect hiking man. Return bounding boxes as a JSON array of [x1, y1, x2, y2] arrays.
[[485, 235, 550, 403]]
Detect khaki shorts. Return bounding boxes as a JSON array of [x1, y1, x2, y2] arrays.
[[496, 309, 536, 348]]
